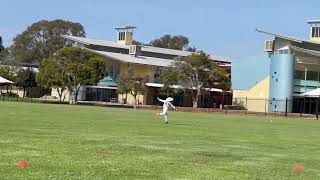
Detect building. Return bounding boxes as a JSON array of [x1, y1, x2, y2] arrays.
[[233, 20, 320, 114], [59, 26, 232, 107]]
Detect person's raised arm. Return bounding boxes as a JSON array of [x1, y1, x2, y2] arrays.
[[157, 97, 166, 103]]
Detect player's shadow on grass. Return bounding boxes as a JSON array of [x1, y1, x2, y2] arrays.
[[169, 123, 189, 126]]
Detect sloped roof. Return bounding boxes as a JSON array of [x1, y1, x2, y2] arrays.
[[146, 83, 223, 92], [87, 49, 174, 67], [256, 28, 320, 46], [0, 76, 14, 84], [301, 88, 320, 97], [63, 35, 231, 63], [63, 35, 191, 57], [97, 76, 117, 87]]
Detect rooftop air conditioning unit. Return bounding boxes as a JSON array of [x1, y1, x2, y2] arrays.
[[265, 40, 274, 52], [129, 45, 142, 56]]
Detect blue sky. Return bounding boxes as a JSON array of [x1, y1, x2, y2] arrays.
[[0, 0, 319, 59]]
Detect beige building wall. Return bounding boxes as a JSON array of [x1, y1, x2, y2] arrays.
[[233, 76, 270, 112], [118, 63, 156, 105]]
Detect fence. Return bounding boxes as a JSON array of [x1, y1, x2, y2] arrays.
[[1, 89, 320, 119], [232, 97, 320, 119]]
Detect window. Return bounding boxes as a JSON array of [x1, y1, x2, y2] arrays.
[[312, 27, 320, 38], [306, 71, 318, 81], [294, 70, 305, 80], [107, 63, 120, 81], [118, 32, 126, 41], [154, 67, 161, 83]]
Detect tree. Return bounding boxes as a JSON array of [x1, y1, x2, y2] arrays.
[[132, 40, 145, 46], [160, 67, 179, 96], [0, 48, 14, 62], [11, 19, 86, 64], [117, 75, 131, 104], [16, 68, 37, 98], [57, 47, 106, 104], [149, 34, 189, 50], [118, 69, 149, 109], [0, 65, 20, 82], [0, 36, 4, 52], [163, 52, 229, 109], [36, 59, 68, 101], [219, 75, 232, 108]]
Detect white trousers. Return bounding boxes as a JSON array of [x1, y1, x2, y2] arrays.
[[160, 109, 168, 122]]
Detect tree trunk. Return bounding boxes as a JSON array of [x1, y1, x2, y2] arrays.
[[125, 92, 128, 104], [68, 87, 75, 104], [133, 94, 137, 109], [23, 87, 26, 98], [74, 86, 80, 104], [121, 94, 124, 104], [57, 88, 64, 102], [69, 91, 74, 104], [193, 88, 201, 109], [221, 92, 225, 109]]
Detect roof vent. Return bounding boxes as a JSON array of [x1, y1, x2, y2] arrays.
[[264, 40, 274, 52], [129, 45, 142, 57]]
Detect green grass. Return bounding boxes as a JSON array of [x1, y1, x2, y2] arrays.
[[0, 102, 320, 179]]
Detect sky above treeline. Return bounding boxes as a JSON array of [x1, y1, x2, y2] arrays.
[[1, 0, 319, 60]]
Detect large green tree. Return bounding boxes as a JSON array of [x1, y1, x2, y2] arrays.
[[220, 75, 232, 108], [15, 68, 37, 98], [11, 19, 86, 64], [0, 48, 14, 62], [36, 59, 68, 101], [159, 67, 179, 96], [161, 52, 230, 109], [149, 34, 190, 50], [0, 65, 20, 82], [118, 69, 149, 109], [57, 47, 106, 104]]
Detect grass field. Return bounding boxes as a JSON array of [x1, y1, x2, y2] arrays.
[[1, 102, 320, 179]]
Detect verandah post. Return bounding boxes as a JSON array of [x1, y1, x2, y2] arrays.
[[285, 98, 288, 117], [317, 96, 319, 120]]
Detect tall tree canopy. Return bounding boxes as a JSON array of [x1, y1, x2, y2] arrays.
[[149, 34, 190, 50], [160, 52, 230, 109], [36, 58, 68, 101], [0, 65, 20, 82], [15, 68, 37, 97], [11, 19, 86, 64], [0, 48, 13, 62], [118, 69, 149, 109], [57, 47, 106, 104]]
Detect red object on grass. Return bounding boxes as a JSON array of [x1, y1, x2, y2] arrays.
[[294, 166, 303, 171], [16, 161, 30, 167]]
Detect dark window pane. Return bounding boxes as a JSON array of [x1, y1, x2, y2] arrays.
[[307, 71, 318, 81], [312, 27, 316, 37], [294, 70, 305, 80]]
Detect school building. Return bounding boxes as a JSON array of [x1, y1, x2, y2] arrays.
[[57, 26, 232, 107], [233, 20, 320, 114]]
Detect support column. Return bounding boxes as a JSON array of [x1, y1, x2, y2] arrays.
[[269, 54, 295, 112]]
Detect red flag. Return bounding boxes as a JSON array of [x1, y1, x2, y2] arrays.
[[16, 161, 30, 167], [294, 166, 303, 171]]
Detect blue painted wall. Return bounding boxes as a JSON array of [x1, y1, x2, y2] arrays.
[[232, 54, 270, 90], [268, 54, 295, 112]]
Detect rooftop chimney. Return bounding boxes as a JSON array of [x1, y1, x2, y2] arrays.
[[307, 20, 320, 42], [115, 26, 136, 45]]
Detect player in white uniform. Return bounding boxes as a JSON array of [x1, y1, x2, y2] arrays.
[[157, 97, 176, 124]]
